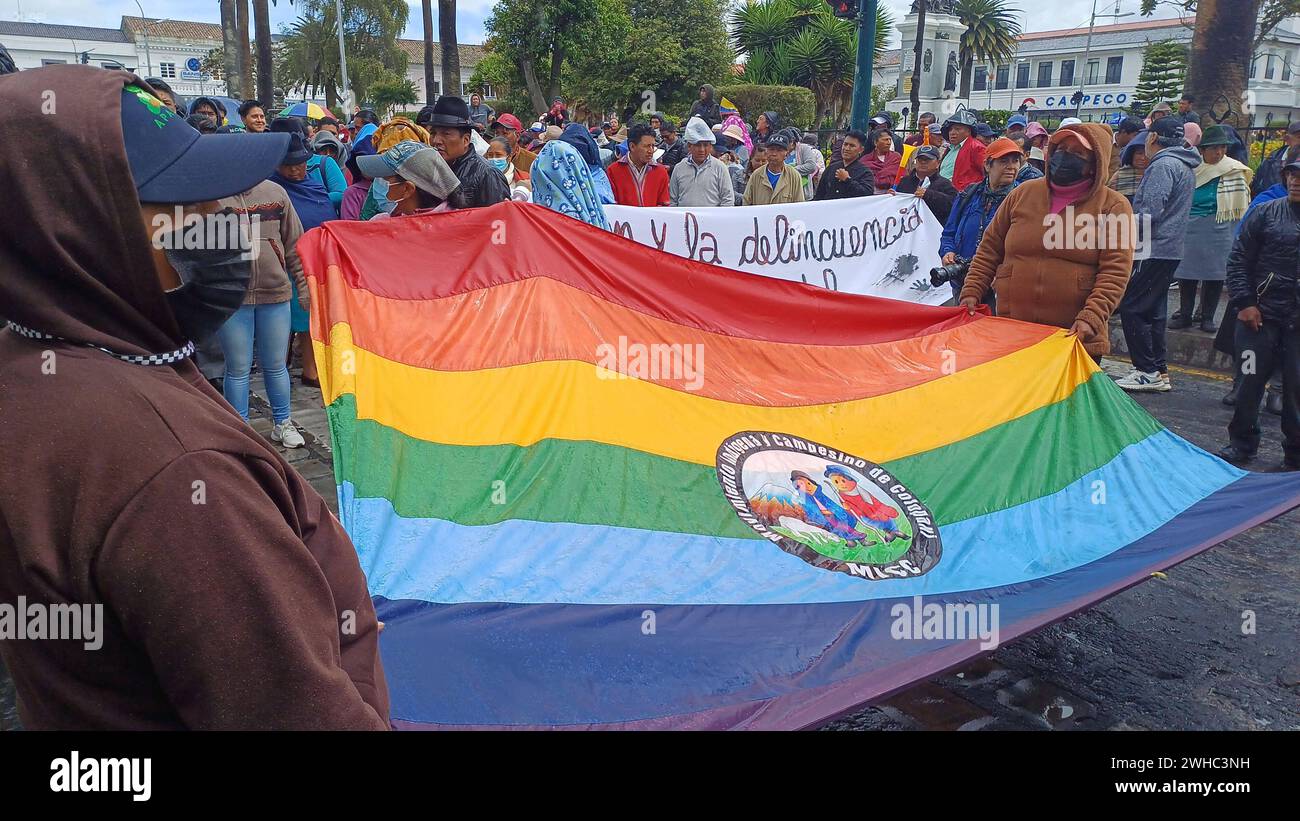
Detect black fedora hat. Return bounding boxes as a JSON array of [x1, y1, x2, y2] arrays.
[[426, 95, 473, 128]]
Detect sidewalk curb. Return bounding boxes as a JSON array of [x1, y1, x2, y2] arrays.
[[1108, 317, 1233, 373]]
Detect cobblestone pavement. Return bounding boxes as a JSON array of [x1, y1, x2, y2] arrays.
[[3, 360, 1297, 731]]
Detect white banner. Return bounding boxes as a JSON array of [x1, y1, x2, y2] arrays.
[[605, 195, 948, 306]]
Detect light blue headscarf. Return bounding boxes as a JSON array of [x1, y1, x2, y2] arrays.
[[530, 140, 610, 230]]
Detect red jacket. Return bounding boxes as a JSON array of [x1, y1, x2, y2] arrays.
[[950, 139, 987, 192], [607, 156, 671, 207]]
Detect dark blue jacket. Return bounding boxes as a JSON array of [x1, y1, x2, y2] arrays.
[[939, 179, 1020, 261]]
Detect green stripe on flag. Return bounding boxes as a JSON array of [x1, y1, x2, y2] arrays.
[[328, 372, 1162, 536]]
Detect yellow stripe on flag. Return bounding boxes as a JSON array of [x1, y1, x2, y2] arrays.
[[315, 323, 1097, 467]]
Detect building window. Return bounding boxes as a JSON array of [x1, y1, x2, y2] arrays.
[[995, 64, 1009, 90], [1105, 56, 1122, 84], [158, 62, 176, 79], [1250, 59, 1257, 79], [1284, 52, 1292, 82], [1037, 61, 1053, 88], [42, 59, 67, 66], [1015, 62, 1030, 88], [1086, 59, 1099, 84], [481, 85, 494, 99], [432, 80, 441, 95], [1060, 59, 1075, 87], [101, 61, 125, 70], [973, 66, 988, 91], [1265, 53, 1276, 80]]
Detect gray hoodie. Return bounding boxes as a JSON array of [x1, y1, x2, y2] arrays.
[[1132, 145, 1201, 260]]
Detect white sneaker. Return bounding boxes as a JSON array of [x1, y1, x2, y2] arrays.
[[272, 419, 305, 448], [1159, 371, 1171, 388], [1115, 369, 1171, 392]]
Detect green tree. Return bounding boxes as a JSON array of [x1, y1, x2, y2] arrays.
[[1132, 40, 1188, 114], [484, 0, 600, 114], [569, 0, 733, 121], [953, 0, 1021, 100], [731, 0, 893, 127], [275, 0, 409, 109], [369, 76, 419, 116], [1139, 0, 1299, 125], [468, 50, 528, 113], [1140, 0, 1300, 54]]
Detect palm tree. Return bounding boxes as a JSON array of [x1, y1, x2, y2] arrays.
[[254, 0, 275, 105], [953, 0, 1021, 100], [731, 0, 892, 126], [276, 13, 338, 107], [438, 0, 461, 99], [1168, 0, 1261, 126], [237, 0, 254, 102], [220, 0, 242, 98], [422, 0, 436, 102]]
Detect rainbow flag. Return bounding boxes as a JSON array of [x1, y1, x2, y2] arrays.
[[299, 202, 1300, 730]]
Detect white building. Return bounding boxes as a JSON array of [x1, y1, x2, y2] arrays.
[[0, 20, 138, 73], [889, 13, 1300, 126], [0, 16, 486, 108], [397, 39, 489, 105]]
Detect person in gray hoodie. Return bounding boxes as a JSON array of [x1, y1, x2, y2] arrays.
[[1116, 116, 1202, 392], [669, 116, 735, 207]]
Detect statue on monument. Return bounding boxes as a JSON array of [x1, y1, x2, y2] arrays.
[[910, 0, 958, 13]]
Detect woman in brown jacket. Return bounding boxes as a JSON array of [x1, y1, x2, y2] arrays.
[[959, 122, 1135, 358]]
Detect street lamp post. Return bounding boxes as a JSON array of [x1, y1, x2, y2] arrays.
[[133, 1, 153, 78], [1077, 0, 1135, 116], [334, 0, 353, 114], [849, 0, 879, 132]]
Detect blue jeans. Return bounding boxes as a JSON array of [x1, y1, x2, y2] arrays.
[[217, 301, 292, 423]]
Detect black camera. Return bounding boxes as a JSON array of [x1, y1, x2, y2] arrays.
[[930, 256, 970, 287]]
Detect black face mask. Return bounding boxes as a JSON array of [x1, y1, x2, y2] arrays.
[[1048, 150, 1091, 185], [161, 213, 253, 342]]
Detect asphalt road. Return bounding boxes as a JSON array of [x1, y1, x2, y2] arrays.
[[828, 362, 1300, 731], [3, 364, 1297, 731]]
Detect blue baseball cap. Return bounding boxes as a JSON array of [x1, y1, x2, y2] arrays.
[[1006, 114, 1028, 128], [122, 83, 289, 203]]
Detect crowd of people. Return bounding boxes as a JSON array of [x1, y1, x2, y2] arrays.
[[2, 47, 1299, 730], [97, 75, 1300, 471]]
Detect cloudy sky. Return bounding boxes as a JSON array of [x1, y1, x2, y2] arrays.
[[2, 0, 1187, 46]]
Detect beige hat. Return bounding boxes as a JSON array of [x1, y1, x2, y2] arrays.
[[720, 123, 745, 143], [542, 125, 563, 142]]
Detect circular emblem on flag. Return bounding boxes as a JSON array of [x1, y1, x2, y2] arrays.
[[716, 431, 942, 580]]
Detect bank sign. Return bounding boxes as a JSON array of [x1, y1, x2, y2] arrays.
[[1022, 92, 1130, 110], [180, 57, 211, 82]]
